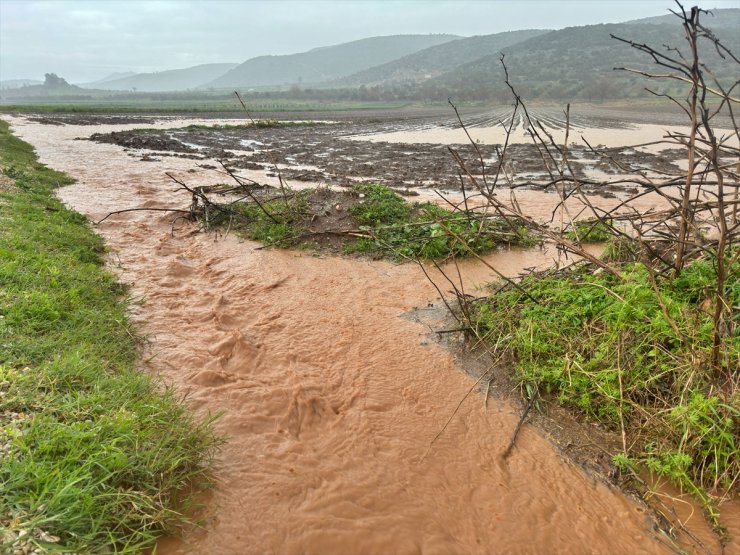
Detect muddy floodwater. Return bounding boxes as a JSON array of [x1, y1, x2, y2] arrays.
[[6, 109, 738, 554]]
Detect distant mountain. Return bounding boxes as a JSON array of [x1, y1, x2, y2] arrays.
[[425, 15, 740, 101], [332, 30, 550, 88], [207, 34, 460, 89], [89, 63, 239, 92], [81, 71, 138, 87], [0, 79, 43, 90]]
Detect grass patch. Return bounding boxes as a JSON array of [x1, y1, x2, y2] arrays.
[[346, 184, 536, 260], [564, 218, 613, 243], [0, 119, 220, 552], [230, 194, 308, 247], [472, 259, 738, 524], [212, 183, 535, 260]]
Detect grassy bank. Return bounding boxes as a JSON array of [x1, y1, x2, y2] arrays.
[[472, 255, 738, 526], [205, 182, 535, 260], [0, 120, 220, 552]]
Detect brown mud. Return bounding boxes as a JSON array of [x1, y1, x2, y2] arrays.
[[5, 111, 737, 554], [83, 112, 688, 196]]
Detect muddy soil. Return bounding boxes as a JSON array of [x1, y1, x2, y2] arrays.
[[84, 111, 687, 197], [5, 112, 738, 555], [27, 114, 160, 126]]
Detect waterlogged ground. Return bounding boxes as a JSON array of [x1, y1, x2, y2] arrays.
[[80, 107, 692, 197], [6, 108, 738, 554]]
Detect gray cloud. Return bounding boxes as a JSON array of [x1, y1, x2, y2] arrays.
[[2, 0, 738, 82]]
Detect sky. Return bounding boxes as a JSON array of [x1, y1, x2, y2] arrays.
[[1, 0, 739, 83]]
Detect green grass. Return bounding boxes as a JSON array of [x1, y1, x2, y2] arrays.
[[564, 218, 614, 243], [227, 192, 309, 248], [216, 184, 535, 260], [347, 184, 536, 260], [214, 182, 535, 259], [0, 119, 220, 552], [473, 259, 738, 525]]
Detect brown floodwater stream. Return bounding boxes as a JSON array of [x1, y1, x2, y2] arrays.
[[6, 115, 736, 554]]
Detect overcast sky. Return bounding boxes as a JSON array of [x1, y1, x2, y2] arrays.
[[1, 0, 738, 83]]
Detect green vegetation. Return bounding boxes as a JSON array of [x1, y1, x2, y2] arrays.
[[206, 34, 459, 89], [565, 218, 613, 243], [337, 29, 548, 88], [473, 258, 738, 524], [0, 120, 220, 552], [230, 194, 308, 247], [208, 183, 533, 260], [347, 184, 535, 260], [351, 183, 411, 226]]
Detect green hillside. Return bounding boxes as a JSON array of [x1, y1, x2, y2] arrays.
[[207, 34, 459, 89], [79, 71, 138, 87], [86, 63, 239, 92], [428, 12, 740, 101], [333, 29, 550, 87]]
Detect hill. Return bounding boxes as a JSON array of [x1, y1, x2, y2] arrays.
[[0, 79, 43, 90], [207, 34, 459, 89], [88, 63, 239, 92], [80, 71, 138, 87], [333, 29, 550, 88], [424, 13, 740, 101]]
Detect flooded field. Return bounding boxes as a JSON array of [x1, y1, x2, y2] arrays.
[[6, 107, 738, 554]]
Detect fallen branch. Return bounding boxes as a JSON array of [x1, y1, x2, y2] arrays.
[[502, 387, 539, 460], [95, 207, 192, 225]]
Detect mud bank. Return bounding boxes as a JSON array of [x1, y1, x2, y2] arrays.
[[6, 114, 734, 554]]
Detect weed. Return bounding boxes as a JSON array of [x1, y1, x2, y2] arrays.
[[349, 184, 535, 260], [565, 218, 613, 243], [228, 193, 309, 246], [351, 183, 411, 226]]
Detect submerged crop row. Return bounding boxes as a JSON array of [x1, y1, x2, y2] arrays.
[[0, 120, 220, 553]]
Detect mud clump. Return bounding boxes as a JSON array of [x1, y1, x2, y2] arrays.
[[28, 114, 159, 126], [90, 130, 196, 153]]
